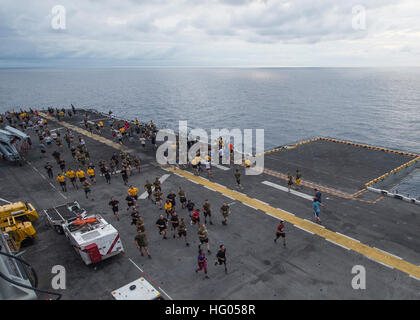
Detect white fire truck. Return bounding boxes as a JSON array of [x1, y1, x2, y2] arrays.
[[44, 202, 124, 265]]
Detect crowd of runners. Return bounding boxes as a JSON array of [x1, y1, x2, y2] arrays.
[[1, 106, 326, 279]]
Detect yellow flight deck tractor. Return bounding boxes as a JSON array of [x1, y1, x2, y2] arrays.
[[0, 202, 38, 249]]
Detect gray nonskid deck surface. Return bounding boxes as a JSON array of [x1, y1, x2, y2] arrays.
[[263, 140, 413, 194], [1, 110, 419, 300]]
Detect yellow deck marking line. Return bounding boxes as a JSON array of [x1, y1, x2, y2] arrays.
[[372, 196, 386, 204], [39, 112, 133, 153], [352, 188, 367, 198], [166, 166, 420, 279]]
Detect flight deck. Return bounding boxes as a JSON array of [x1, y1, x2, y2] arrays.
[[1, 108, 419, 300]]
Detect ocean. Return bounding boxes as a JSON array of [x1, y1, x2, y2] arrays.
[[0, 67, 419, 153]]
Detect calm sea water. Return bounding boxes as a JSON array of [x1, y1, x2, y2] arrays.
[[391, 169, 420, 198], [0, 67, 419, 152]]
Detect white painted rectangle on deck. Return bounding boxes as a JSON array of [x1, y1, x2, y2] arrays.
[[335, 232, 360, 243], [159, 174, 171, 183], [0, 198, 11, 204], [204, 186, 216, 192], [366, 256, 394, 269], [304, 218, 325, 228], [262, 181, 314, 201], [139, 174, 171, 199], [409, 275, 420, 281], [243, 203, 258, 210], [213, 182, 226, 189], [214, 164, 230, 171], [279, 209, 295, 216], [373, 247, 402, 260], [254, 199, 270, 206], [293, 225, 314, 235], [325, 238, 350, 251]]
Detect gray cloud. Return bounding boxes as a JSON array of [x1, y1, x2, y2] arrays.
[[0, 0, 419, 67]]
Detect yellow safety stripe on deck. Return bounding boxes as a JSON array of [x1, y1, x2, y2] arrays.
[[39, 112, 133, 153], [352, 189, 367, 198], [166, 166, 420, 280]]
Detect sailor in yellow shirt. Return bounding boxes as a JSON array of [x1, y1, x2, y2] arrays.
[[127, 185, 139, 201], [76, 169, 86, 183], [164, 200, 173, 218], [56, 173, 67, 192], [87, 168, 96, 184], [135, 118, 139, 125], [191, 158, 198, 175], [295, 169, 302, 190], [99, 121, 104, 128], [66, 169, 78, 189]]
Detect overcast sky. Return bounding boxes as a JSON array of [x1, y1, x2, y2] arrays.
[[0, 0, 419, 67]]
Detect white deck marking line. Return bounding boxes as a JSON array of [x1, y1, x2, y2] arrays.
[[213, 182, 224, 187], [262, 181, 314, 201], [335, 232, 361, 243], [293, 225, 314, 235], [228, 202, 236, 206], [158, 287, 173, 300], [173, 173, 183, 178], [0, 198, 11, 204], [204, 186, 216, 192], [139, 174, 171, 199], [130, 252, 173, 299], [58, 192, 68, 200], [129, 257, 173, 299], [373, 247, 402, 260], [224, 195, 235, 200], [50, 127, 64, 132], [409, 275, 420, 281], [281, 209, 295, 216], [128, 258, 144, 272], [243, 203, 258, 210], [254, 199, 270, 206], [325, 239, 350, 251], [262, 211, 284, 221], [366, 257, 394, 269], [24, 158, 67, 199], [304, 219, 325, 228], [99, 170, 122, 176], [214, 164, 230, 171]]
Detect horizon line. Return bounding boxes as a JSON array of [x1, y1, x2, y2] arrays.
[[1, 65, 420, 69]]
